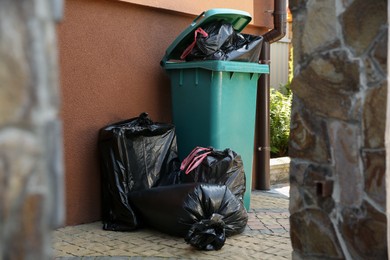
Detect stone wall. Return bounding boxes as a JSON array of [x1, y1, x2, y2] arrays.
[[289, 0, 387, 259], [0, 1, 63, 259]]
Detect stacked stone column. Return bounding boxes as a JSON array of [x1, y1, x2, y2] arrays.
[[289, 0, 387, 259], [0, 1, 63, 259]]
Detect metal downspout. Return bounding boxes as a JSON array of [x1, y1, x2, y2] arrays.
[[255, 0, 287, 190]]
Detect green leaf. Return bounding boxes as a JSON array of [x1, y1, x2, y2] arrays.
[[270, 84, 292, 158]]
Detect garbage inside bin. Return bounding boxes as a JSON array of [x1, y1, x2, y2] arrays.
[[161, 8, 262, 66], [179, 147, 246, 203], [129, 183, 248, 250], [98, 112, 180, 231], [181, 21, 263, 62]]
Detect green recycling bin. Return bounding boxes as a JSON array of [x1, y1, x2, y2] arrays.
[[161, 9, 269, 210]]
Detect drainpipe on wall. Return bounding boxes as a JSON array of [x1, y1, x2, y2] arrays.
[[255, 0, 287, 190]]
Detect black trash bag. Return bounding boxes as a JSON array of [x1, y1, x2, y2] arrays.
[[184, 21, 263, 62], [98, 112, 180, 231], [179, 147, 246, 203], [226, 33, 264, 62], [129, 183, 248, 250], [190, 22, 235, 60], [185, 213, 226, 250]]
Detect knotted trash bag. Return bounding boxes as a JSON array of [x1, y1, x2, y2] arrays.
[[182, 21, 263, 62], [179, 147, 246, 203], [129, 183, 248, 250], [98, 112, 180, 231]]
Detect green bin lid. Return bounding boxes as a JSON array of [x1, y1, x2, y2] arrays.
[[161, 8, 252, 66]]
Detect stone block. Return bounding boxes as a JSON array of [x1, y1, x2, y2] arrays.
[[364, 57, 385, 87], [289, 183, 303, 215], [289, 0, 307, 12], [302, 165, 335, 214], [290, 8, 306, 67], [0, 129, 40, 213], [0, 56, 28, 126], [289, 98, 331, 163], [302, 0, 339, 55], [362, 149, 386, 210], [290, 209, 344, 258], [290, 162, 336, 239], [0, 129, 42, 258], [372, 30, 387, 75], [363, 82, 387, 149], [340, 201, 387, 259], [342, 0, 387, 56], [328, 120, 363, 207], [291, 50, 359, 120], [289, 159, 307, 185]]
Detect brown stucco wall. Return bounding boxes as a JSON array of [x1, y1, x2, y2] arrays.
[[58, 0, 271, 225]]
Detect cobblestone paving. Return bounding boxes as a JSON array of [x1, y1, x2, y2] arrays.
[[52, 190, 291, 260]]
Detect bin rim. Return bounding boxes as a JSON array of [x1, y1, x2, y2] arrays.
[[163, 60, 269, 74], [161, 8, 253, 66]]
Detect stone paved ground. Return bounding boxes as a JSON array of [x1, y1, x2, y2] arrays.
[[52, 189, 291, 260]]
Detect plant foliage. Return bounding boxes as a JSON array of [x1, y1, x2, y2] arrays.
[[270, 84, 292, 157]]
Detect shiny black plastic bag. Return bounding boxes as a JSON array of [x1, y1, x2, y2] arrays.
[[179, 147, 246, 203], [192, 22, 235, 58], [185, 21, 263, 62], [98, 112, 180, 231], [129, 183, 248, 250]]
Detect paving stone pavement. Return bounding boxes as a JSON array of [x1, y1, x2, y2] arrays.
[[52, 189, 291, 260]]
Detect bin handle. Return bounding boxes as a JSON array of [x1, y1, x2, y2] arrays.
[[180, 146, 212, 174], [184, 151, 211, 174], [180, 146, 210, 170], [191, 11, 205, 26]]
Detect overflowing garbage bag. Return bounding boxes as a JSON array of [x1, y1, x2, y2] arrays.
[[179, 147, 246, 202], [129, 183, 248, 250], [98, 112, 180, 231], [181, 21, 263, 62]]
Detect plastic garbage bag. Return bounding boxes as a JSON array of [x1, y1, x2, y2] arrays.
[[129, 183, 248, 250], [179, 147, 246, 203], [183, 21, 263, 62], [98, 112, 180, 231]]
